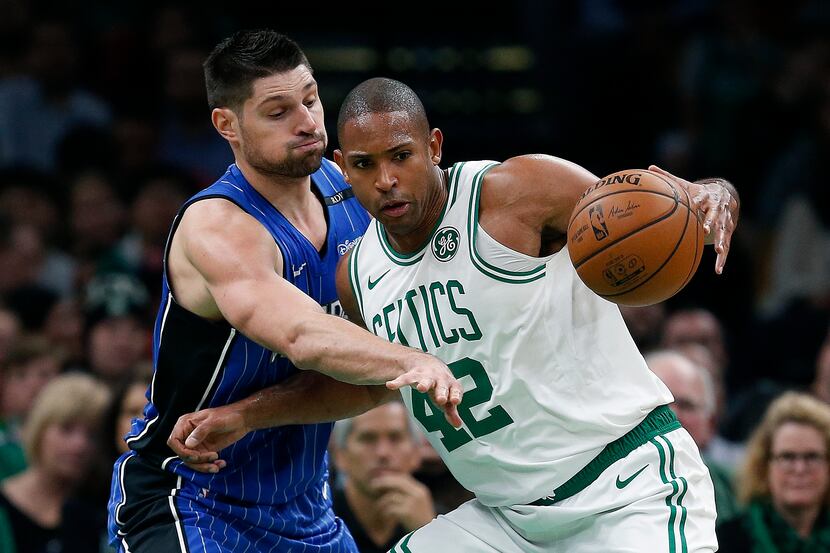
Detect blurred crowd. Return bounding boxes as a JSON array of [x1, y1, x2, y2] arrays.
[[0, 1, 829, 551]]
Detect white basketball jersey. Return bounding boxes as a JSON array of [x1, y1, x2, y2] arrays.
[[349, 160, 673, 506]]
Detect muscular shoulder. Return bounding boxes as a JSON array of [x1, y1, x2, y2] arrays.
[[481, 155, 598, 233], [170, 198, 283, 315], [176, 198, 276, 260]]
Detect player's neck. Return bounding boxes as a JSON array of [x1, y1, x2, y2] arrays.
[[387, 167, 449, 253]]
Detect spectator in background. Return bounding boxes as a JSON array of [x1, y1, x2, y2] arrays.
[[618, 303, 667, 352], [41, 298, 85, 371], [0, 19, 111, 171], [660, 306, 751, 469], [0, 307, 20, 363], [331, 401, 436, 553], [717, 392, 830, 551], [0, 373, 110, 553], [0, 169, 74, 298], [661, 308, 729, 384], [810, 326, 830, 405], [646, 349, 740, 523], [68, 171, 127, 282], [0, 336, 63, 481], [115, 168, 191, 301], [101, 370, 152, 466], [82, 273, 150, 387]]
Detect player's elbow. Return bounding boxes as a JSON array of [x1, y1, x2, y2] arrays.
[[278, 314, 326, 370]]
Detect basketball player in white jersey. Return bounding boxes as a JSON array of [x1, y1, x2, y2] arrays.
[[169, 77, 739, 552]]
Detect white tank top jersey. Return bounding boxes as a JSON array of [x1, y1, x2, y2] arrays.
[[348, 160, 673, 507]]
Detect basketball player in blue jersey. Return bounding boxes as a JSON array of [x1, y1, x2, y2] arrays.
[[107, 32, 464, 553]]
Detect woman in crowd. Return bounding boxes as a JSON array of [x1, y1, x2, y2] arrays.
[[0, 373, 110, 553], [717, 392, 830, 551]]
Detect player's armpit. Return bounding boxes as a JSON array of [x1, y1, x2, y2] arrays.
[[334, 248, 365, 327]]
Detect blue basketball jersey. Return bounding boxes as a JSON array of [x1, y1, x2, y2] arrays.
[[108, 159, 369, 551]]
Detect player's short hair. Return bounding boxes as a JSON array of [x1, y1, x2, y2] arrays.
[[203, 29, 311, 111], [22, 372, 110, 465], [337, 77, 430, 142]]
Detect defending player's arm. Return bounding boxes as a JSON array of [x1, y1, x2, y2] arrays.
[[168, 369, 396, 472], [167, 213, 462, 471], [479, 156, 739, 271], [175, 199, 461, 392]]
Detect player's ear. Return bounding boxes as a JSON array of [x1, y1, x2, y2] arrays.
[[429, 128, 443, 165], [212, 108, 238, 143], [333, 149, 349, 181]]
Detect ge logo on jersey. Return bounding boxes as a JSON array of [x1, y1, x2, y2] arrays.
[[432, 227, 460, 262]]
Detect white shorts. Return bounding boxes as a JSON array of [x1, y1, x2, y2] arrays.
[[389, 428, 717, 552]]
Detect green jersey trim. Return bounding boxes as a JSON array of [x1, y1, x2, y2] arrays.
[[467, 162, 547, 284], [348, 237, 366, 322], [377, 163, 465, 266], [530, 405, 680, 506]]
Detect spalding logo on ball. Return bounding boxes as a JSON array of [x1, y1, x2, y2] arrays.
[[566, 169, 704, 306]]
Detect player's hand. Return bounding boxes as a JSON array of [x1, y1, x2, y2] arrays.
[[372, 473, 436, 530], [648, 165, 739, 274], [386, 354, 464, 428], [167, 405, 251, 473]]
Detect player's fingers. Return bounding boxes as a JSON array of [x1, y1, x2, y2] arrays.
[[386, 372, 419, 390], [415, 377, 434, 393], [185, 460, 226, 474], [444, 403, 464, 428], [432, 384, 448, 405], [715, 229, 732, 274], [647, 164, 673, 179], [185, 425, 215, 449], [178, 448, 220, 463], [448, 381, 463, 405]]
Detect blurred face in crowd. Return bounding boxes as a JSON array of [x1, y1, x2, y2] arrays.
[[812, 333, 830, 403], [768, 422, 829, 512], [1, 354, 61, 419], [661, 310, 727, 372], [88, 316, 147, 382], [649, 354, 714, 449], [39, 419, 98, 484], [115, 382, 148, 455], [43, 299, 85, 362], [70, 173, 126, 252], [0, 310, 20, 362], [218, 65, 327, 180], [334, 402, 421, 498], [132, 180, 188, 245]]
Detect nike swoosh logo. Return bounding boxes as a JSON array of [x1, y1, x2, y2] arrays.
[[615, 464, 649, 489], [367, 269, 391, 290]]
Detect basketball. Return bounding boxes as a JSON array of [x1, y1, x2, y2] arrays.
[[566, 169, 704, 306]]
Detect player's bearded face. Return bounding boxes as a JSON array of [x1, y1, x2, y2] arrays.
[[241, 125, 328, 178]]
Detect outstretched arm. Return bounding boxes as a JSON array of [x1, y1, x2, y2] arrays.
[[168, 370, 396, 472], [478, 156, 739, 272], [167, 247, 462, 472]]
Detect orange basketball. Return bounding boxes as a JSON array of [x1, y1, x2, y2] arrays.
[[566, 169, 704, 306]]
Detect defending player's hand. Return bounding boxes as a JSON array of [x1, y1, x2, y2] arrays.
[[385, 355, 464, 428], [167, 405, 251, 473], [372, 473, 436, 531], [648, 165, 739, 275]]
